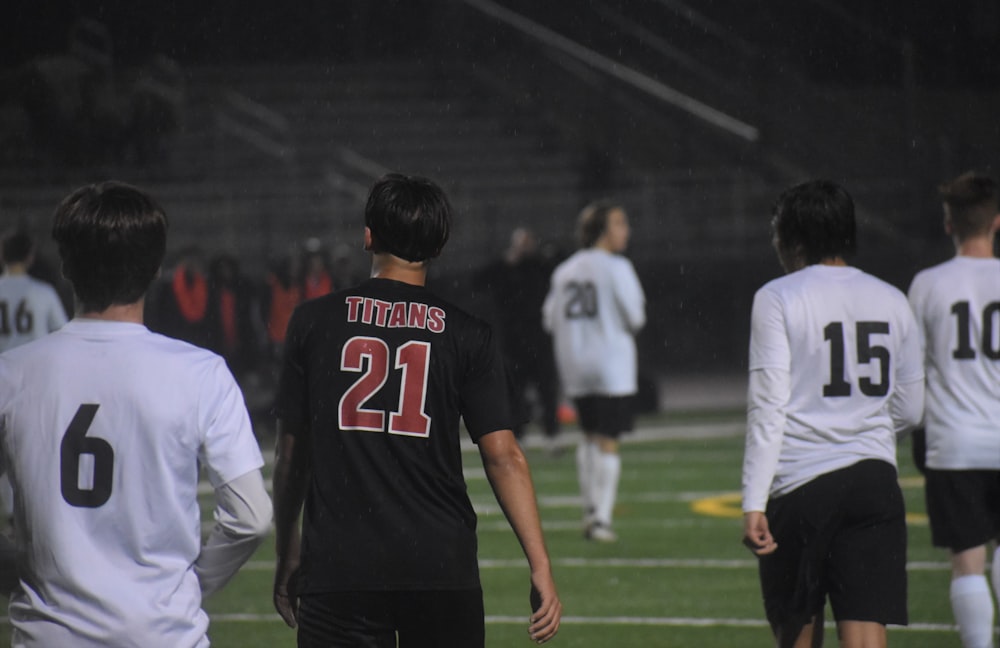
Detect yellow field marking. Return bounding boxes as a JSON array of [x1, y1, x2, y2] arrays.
[[691, 483, 929, 525]]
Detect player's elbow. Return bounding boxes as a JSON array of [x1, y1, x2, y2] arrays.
[[242, 497, 274, 540]]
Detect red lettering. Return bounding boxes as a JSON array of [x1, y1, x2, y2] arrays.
[[345, 296, 363, 322], [427, 307, 446, 333], [373, 300, 392, 327], [388, 302, 408, 328], [407, 303, 427, 329], [361, 297, 375, 324]]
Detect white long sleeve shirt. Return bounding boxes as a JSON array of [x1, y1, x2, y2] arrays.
[[741, 265, 924, 512]]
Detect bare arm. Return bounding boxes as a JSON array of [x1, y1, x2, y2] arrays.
[[479, 429, 561, 644], [272, 418, 311, 628]]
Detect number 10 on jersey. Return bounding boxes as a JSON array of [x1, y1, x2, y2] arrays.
[[339, 336, 432, 437]]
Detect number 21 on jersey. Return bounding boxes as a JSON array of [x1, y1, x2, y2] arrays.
[[339, 336, 432, 437]]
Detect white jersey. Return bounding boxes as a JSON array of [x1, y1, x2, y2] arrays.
[[742, 265, 924, 511], [0, 273, 67, 352], [0, 319, 265, 648], [908, 256, 1000, 469], [542, 248, 645, 397]]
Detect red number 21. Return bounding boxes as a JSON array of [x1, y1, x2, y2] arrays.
[[338, 336, 432, 437]]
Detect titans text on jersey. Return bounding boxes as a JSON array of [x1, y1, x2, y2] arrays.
[[345, 296, 446, 332]]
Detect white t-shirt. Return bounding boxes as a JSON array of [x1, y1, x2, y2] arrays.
[[908, 256, 1000, 469], [0, 319, 265, 648], [742, 265, 924, 512], [0, 274, 67, 353], [542, 248, 646, 397]]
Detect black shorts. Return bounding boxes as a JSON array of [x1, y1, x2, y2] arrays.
[[759, 460, 907, 630], [924, 468, 1000, 552], [573, 395, 635, 438], [297, 588, 485, 648]]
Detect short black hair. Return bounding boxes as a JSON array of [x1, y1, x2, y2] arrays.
[[939, 171, 998, 241], [364, 173, 451, 263], [52, 181, 168, 313], [577, 200, 622, 248], [771, 180, 856, 265], [1, 231, 34, 265]]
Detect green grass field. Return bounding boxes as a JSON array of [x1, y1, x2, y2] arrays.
[[0, 408, 963, 646]]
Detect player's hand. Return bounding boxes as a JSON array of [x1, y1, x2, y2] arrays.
[[528, 570, 561, 644], [742, 511, 778, 556], [273, 561, 301, 628]]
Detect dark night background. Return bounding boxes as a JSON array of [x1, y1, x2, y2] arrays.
[[2, 0, 999, 382]]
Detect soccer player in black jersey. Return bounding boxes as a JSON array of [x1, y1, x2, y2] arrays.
[[272, 173, 561, 646]]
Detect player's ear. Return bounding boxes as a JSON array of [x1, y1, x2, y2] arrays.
[[363, 227, 373, 252]]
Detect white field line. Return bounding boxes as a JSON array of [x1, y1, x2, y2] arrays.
[[236, 557, 953, 572], [84, 612, 951, 633]]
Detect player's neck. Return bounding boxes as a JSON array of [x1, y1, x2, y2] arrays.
[[2, 263, 29, 276], [78, 300, 145, 324], [818, 257, 848, 267], [370, 254, 427, 287], [955, 235, 996, 259]]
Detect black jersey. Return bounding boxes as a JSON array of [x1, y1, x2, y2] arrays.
[[275, 278, 513, 592]]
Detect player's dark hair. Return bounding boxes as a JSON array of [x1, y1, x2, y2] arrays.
[[577, 200, 622, 248], [939, 171, 998, 241], [771, 180, 856, 265], [364, 173, 451, 263], [52, 181, 168, 313], [1, 231, 34, 265]]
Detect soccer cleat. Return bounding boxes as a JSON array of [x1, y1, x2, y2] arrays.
[[584, 522, 618, 543]]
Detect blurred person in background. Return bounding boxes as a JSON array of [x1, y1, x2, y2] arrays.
[[0, 231, 68, 353], [0, 181, 270, 646], [741, 180, 924, 648], [207, 253, 262, 380], [907, 171, 1000, 648], [476, 226, 561, 448], [0, 230, 68, 524], [263, 253, 303, 361], [147, 246, 211, 349], [543, 201, 646, 543], [301, 244, 333, 300]]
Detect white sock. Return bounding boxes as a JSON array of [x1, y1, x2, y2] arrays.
[[576, 441, 595, 521], [951, 574, 994, 648], [593, 451, 621, 528]]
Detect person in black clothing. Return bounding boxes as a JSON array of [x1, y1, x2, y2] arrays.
[[271, 173, 561, 647], [475, 227, 561, 445]]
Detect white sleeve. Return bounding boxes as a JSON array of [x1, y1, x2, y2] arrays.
[[615, 260, 646, 333], [891, 376, 925, 438], [742, 367, 789, 512], [195, 469, 273, 597], [893, 292, 926, 436], [905, 275, 928, 362]]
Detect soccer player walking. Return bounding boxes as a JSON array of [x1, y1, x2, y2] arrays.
[[271, 173, 561, 646], [0, 182, 272, 646], [543, 201, 645, 543], [741, 180, 924, 647], [907, 171, 1000, 648]]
